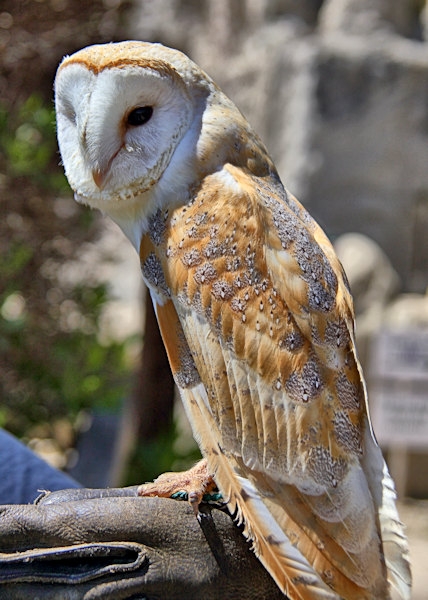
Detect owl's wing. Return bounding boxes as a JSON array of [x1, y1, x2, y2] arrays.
[[140, 165, 410, 600]]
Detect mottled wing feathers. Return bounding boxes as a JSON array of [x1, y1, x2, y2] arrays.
[[139, 164, 408, 599]]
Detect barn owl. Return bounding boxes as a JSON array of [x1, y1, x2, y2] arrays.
[[54, 41, 411, 600]]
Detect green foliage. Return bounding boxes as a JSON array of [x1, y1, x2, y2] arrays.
[[0, 94, 68, 191], [0, 241, 33, 287], [0, 273, 132, 437]]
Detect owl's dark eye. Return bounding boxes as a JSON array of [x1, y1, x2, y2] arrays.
[[127, 106, 153, 126]]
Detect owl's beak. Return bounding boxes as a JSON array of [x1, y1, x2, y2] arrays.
[[92, 168, 108, 189], [91, 145, 123, 189]]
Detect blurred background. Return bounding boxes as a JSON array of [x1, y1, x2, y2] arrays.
[[1, 0, 428, 596]]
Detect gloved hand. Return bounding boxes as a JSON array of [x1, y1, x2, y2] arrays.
[[0, 486, 285, 599]]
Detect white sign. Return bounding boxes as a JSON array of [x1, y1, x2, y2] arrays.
[[368, 330, 428, 448]]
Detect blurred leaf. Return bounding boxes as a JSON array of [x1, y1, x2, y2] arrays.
[[0, 95, 66, 191], [0, 242, 33, 280]]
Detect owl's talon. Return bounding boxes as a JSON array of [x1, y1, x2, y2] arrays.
[[189, 492, 202, 516], [137, 459, 217, 514]]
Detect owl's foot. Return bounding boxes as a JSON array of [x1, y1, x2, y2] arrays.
[[137, 459, 219, 516]]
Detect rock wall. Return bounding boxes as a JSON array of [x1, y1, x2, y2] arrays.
[[130, 0, 428, 291]]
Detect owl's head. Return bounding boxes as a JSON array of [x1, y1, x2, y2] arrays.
[[55, 42, 209, 223]]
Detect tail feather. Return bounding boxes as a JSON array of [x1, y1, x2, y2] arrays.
[[378, 462, 412, 600], [360, 425, 412, 600], [256, 470, 392, 598], [231, 474, 340, 600]]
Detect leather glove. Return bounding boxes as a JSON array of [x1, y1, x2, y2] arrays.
[[0, 486, 286, 599]]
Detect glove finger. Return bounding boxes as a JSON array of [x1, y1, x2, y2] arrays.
[[36, 486, 139, 505], [0, 542, 147, 584]]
